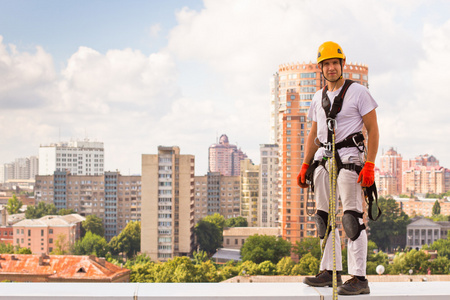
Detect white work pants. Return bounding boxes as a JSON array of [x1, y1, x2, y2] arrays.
[[313, 157, 367, 276]]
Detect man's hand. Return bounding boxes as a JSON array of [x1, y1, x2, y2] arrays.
[[358, 161, 375, 187], [297, 163, 310, 188]]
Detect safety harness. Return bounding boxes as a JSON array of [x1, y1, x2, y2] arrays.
[[305, 79, 381, 221]]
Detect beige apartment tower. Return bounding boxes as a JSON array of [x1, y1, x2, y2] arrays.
[[240, 159, 260, 227], [141, 146, 195, 261]]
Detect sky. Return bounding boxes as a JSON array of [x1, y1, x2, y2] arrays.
[[1, 0, 450, 176]]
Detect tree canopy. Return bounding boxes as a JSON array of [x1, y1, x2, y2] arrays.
[[292, 237, 321, 260], [108, 221, 140, 258], [240, 234, 291, 264], [432, 200, 441, 216], [82, 214, 105, 237], [25, 202, 57, 219], [194, 219, 222, 254], [224, 216, 248, 227], [6, 194, 22, 214], [368, 197, 410, 251], [72, 231, 108, 257]]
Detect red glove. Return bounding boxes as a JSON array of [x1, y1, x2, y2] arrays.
[[358, 161, 375, 187], [297, 163, 309, 188]]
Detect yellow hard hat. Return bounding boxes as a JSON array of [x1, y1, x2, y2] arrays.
[[317, 41, 345, 64]]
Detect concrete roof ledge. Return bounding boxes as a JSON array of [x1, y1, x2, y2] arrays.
[[0, 282, 449, 299]]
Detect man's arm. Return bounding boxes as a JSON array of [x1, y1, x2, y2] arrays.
[[362, 109, 379, 163], [302, 121, 320, 165]]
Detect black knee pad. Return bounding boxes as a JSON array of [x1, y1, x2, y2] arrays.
[[314, 210, 329, 239], [342, 210, 366, 241]]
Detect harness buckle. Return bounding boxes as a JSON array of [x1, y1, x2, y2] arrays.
[[352, 134, 365, 153], [323, 142, 332, 157], [327, 118, 337, 131]]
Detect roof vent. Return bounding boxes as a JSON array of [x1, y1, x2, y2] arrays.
[[77, 267, 86, 273]]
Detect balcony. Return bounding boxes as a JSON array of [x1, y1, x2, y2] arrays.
[[0, 281, 449, 299]]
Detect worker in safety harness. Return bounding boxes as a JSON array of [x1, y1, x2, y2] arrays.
[[297, 41, 379, 295]]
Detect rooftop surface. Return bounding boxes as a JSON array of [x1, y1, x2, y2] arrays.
[[0, 281, 449, 299]]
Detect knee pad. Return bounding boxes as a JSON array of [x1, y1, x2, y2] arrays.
[[342, 210, 366, 241], [314, 210, 329, 239]]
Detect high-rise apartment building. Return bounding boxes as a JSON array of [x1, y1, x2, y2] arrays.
[[378, 147, 403, 195], [240, 159, 259, 227], [271, 62, 369, 245], [194, 172, 240, 222], [39, 139, 104, 176], [259, 144, 279, 227], [1, 156, 39, 183], [141, 146, 195, 261], [208, 134, 249, 176], [402, 154, 450, 195], [34, 171, 141, 241]]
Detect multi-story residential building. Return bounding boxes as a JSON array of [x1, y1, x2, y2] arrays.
[[259, 144, 279, 227], [240, 159, 259, 227], [0, 210, 26, 245], [395, 196, 450, 217], [1, 156, 39, 183], [223, 227, 281, 250], [39, 139, 104, 176], [34, 171, 141, 241], [402, 155, 450, 195], [193, 172, 240, 223], [141, 146, 195, 261], [271, 61, 369, 245], [12, 214, 85, 254], [208, 134, 249, 176], [378, 147, 403, 195]]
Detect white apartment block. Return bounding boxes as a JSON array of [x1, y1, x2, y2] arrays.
[[39, 140, 104, 176], [259, 144, 279, 227]]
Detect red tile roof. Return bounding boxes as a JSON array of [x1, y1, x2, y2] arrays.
[[0, 254, 130, 282]]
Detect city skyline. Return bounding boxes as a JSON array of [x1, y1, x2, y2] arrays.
[[1, 1, 450, 175]]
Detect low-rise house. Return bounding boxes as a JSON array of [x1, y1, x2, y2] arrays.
[[12, 214, 85, 254], [0, 254, 130, 282], [406, 217, 450, 249]]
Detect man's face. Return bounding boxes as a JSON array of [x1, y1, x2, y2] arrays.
[[319, 58, 344, 82]]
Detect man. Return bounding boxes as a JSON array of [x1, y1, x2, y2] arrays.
[[297, 41, 379, 295]]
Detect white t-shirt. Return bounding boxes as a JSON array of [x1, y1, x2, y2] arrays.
[[307, 81, 378, 161]]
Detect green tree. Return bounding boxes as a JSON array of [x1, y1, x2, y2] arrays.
[[429, 256, 450, 274], [203, 213, 226, 230], [422, 235, 450, 260], [192, 250, 209, 265], [25, 202, 57, 219], [238, 260, 258, 275], [0, 243, 15, 254], [294, 253, 320, 275], [224, 216, 248, 227], [276, 256, 296, 275], [194, 219, 222, 254], [432, 200, 441, 216], [390, 249, 431, 275], [108, 221, 140, 259], [57, 208, 76, 215], [6, 194, 22, 214], [82, 215, 105, 237], [292, 237, 321, 260], [368, 197, 410, 252], [71, 231, 108, 257], [240, 234, 291, 264], [257, 260, 277, 275]]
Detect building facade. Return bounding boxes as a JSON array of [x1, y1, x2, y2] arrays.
[[1, 156, 39, 183], [193, 172, 240, 223], [271, 61, 369, 245], [406, 217, 450, 249], [378, 147, 403, 196], [259, 144, 279, 227], [39, 139, 104, 176], [208, 134, 248, 176], [141, 146, 195, 261], [402, 155, 450, 195], [240, 159, 259, 227], [34, 172, 141, 241], [396, 197, 450, 217], [12, 214, 84, 254]]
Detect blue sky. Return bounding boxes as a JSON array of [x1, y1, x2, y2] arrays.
[[1, 0, 450, 175]]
